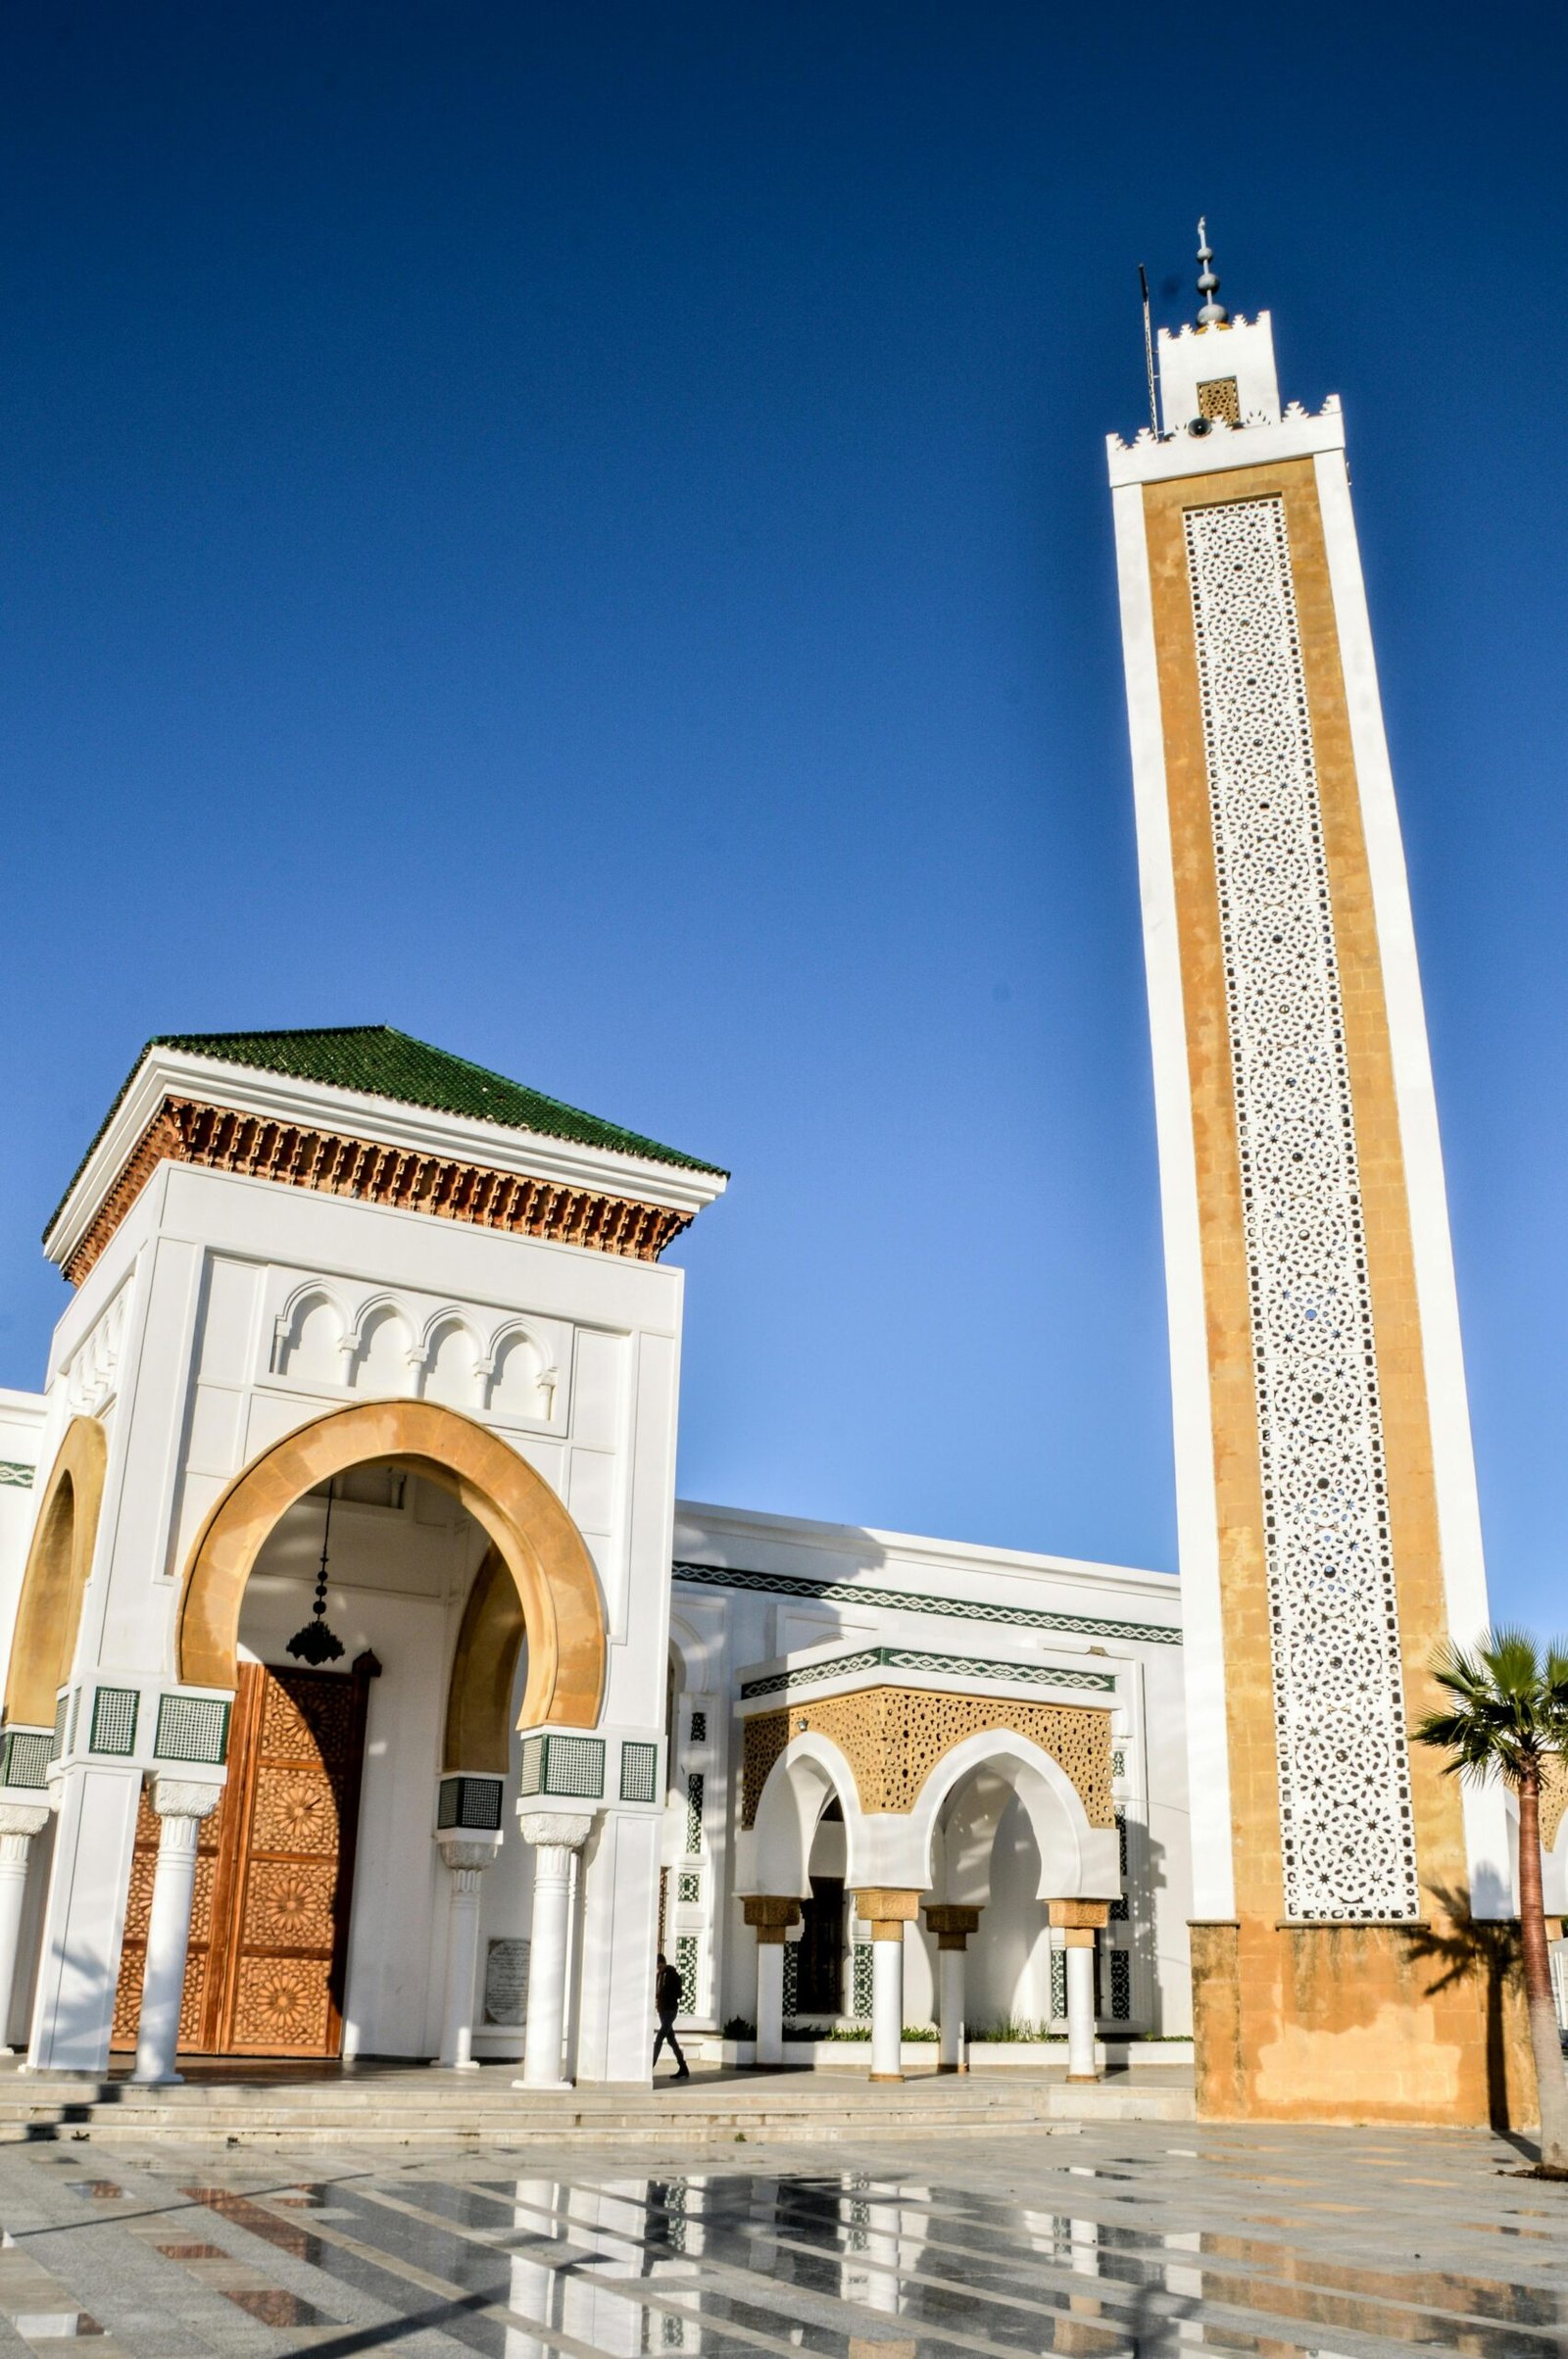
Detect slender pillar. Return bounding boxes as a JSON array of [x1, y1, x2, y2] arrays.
[[0, 1806, 49, 2054], [858, 1889, 920, 2085], [1049, 1898, 1108, 2087], [1063, 1941, 1098, 2084], [515, 1813, 592, 2090], [741, 1895, 800, 2067], [923, 1905, 980, 2074], [132, 1778, 222, 2087], [436, 1838, 497, 2070]]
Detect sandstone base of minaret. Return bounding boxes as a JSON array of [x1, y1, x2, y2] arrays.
[[1190, 1918, 1536, 2125]]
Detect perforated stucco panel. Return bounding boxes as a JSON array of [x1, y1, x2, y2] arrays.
[[1184, 492, 1419, 1923]]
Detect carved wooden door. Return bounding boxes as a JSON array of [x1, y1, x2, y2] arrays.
[[113, 1659, 374, 2056]]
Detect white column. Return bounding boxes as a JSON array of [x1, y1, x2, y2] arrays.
[[0, 1806, 49, 2054], [436, 1838, 496, 2070], [756, 1939, 785, 2066], [938, 1946, 965, 2073], [514, 1813, 592, 2091], [870, 1934, 904, 2083], [1064, 1939, 1099, 2084], [133, 1778, 222, 2087]]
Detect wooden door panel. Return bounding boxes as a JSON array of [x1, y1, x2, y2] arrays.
[[112, 1656, 374, 2058]]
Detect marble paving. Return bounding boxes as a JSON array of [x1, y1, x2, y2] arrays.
[[0, 2119, 1563, 2356]]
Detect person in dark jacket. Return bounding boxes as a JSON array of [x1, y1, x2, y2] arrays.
[[653, 1953, 690, 2080]]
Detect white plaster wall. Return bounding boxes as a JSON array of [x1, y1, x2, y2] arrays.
[[671, 1500, 1191, 2039]]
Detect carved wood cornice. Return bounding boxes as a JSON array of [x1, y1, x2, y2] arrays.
[[65, 1096, 693, 1284]]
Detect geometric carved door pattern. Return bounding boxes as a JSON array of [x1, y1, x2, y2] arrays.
[[112, 1656, 376, 2056]]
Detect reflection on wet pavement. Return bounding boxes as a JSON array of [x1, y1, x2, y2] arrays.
[[0, 2122, 1563, 2356]]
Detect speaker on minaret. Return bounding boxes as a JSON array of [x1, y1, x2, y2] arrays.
[[1108, 228, 1523, 2123]]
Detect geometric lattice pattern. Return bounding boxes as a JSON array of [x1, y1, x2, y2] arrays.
[[1050, 1946, 1066, 2023], [676, 1870, 701, 1906], [1197, 375, 1241, 424], [1110, 1810, 1130, 1922], [154, 1692, 231, 1766], [685, 1774, 705, 1854], [518, 1733, 605, 1801], [674, 1934, 699, 2017], [740, 1689, 1112, 1827], [437, 1776, 504, 1831], [781, 1939, 798, 2018], [689, 1711, 708, 1745], [618, 1741, 659, 1804], [1108, 1946, 1132, 2021], [0, 1728, 54, 1789], [1185, 494, 1419, 1924], [851, 1942, 873, 2018], [89, 1686, 139, 1757]]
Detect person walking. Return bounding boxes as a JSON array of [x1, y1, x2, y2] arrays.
[[653, 1952, 690, 2081]]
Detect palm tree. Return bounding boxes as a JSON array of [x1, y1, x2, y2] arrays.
[[1415, 1629, 1568, 2177]]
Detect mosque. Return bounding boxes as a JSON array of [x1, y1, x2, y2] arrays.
[[0, 243, 1561, 2125]]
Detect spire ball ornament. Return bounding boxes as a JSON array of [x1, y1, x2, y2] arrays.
[[1196, 216, 1228, 326], [287, 1477, 347, 1665]]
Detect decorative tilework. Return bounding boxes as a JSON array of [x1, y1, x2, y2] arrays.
[[0, 1461, 34, 1489], [851, 1941, 873, 2018], [88, 1687, 139, 1758], [437, 1775, 503, 1832], [676, 1870, 701, 1906], [154, 1693, 231, 1766], [1110, 1809, 1129, 1922], [0, 1728, 52, 1790], [1108, 1947, 1132, 2021], [619, 1740, 659, 1803], [781, 1940, 798, 2017], [689, 1710, 708, 1745], [519, 1733, 605, 1800], [674, 1560, 1180, 1646], [684, 1774, 704, 1853], [674, 1934, 699, 2016], [1050, 1947, 1066, 2022], [740, 1646, 1117, 1701]]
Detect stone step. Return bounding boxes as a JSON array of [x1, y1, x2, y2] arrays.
[[0, 2065, 1194, 2142]]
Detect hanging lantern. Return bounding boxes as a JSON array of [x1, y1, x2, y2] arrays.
[[287, 1477, 347, 1665]]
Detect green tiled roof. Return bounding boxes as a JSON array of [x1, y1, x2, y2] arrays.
[[47, 1024, 724, 1242]]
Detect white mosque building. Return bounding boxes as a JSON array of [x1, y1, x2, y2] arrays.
[[0, 246, 1561, 2121]]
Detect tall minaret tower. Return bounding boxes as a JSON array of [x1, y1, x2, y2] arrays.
[[1109, 231, 1518, 2123]]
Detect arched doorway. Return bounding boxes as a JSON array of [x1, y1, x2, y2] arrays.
[[112, 1401, 606, 2063]]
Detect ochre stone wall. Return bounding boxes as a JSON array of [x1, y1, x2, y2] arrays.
[[1144, 458, 1531, 2126]]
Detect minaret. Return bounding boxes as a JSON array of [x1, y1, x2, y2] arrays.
[[1108, 230, 1519, 2123]]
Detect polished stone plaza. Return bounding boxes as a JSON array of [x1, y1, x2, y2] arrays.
[[0, 2117, 1563, 2357]]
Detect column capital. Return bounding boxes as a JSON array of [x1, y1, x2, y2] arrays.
[[923, 1903, 982, 1950], [150, 1776, 223, 1822], [438, 1836, 500, 1874], [742, 1894, 802, 1943], [1048, 1897, 1109, 1933], [856, 1888, 920, 1941], [0, 1804, 49, 1843], [517, 1811, 593, 1852]]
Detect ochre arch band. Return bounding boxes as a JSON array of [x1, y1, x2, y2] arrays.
[[3, 1416, 109, 1728], [176, 1401, 605, 1732]]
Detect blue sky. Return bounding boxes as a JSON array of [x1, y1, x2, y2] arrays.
[[3, 5, 1564, 1628]]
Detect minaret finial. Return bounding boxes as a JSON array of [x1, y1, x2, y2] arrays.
[[1196, 217, 1228, 327]]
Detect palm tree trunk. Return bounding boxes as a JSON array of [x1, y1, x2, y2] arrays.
[[1516, 1771, 1568, 2173]]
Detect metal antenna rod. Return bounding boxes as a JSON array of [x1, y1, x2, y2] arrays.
[[1138, 264, 1158, 434]]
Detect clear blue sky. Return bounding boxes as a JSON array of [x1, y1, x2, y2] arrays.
[[3, 5, 1564, 1627]]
